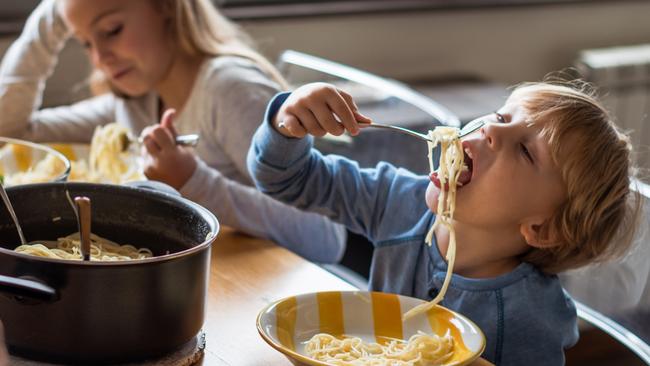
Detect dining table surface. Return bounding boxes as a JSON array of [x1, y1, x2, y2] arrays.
[[198, 226, 494, 366]]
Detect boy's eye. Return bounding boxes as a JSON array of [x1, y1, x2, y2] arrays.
[[495, 112, 506, 123], [520, 143, 534, 163]]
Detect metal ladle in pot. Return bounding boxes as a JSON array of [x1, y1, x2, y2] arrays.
[[0, 182, 26, 246]]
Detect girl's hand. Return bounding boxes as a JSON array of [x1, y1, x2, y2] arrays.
[[274, 82, 372, 138], [141, 109, 197, 190]]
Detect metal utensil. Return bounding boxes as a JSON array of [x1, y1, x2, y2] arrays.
[[359, 116, 486, 142], [120, 133, 200, 152], [0, 182, 26, 245], [74, 196, 92, 261]]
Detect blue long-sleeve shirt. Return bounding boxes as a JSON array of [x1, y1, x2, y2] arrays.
[[247, 92, 579, 366]]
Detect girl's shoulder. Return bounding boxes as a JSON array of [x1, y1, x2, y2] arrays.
[[201, 55, 280, 90]]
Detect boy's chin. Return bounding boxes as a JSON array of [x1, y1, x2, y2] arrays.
[[426, 181, 471, 218]]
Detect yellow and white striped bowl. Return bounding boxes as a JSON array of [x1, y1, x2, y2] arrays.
[[257, 291, 486, 366], [0, 137, 71, 184], [46, 143, 91, 164]]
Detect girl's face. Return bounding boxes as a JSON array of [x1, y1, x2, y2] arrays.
[[425, 94, 567, 239], [60, 0, 174, 97]]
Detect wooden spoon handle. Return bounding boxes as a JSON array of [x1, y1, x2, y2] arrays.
[[74, 196, 92, 261]]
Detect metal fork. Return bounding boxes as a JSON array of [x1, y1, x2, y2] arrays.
[[120, 133, 200, 152], [359, 116, 485, 142]]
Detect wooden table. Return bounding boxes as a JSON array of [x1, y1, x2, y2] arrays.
[[199, 227, 356, 365], [199, 227, 493, 366]]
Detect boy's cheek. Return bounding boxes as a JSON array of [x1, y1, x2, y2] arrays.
[[425, 183, 440, 213]]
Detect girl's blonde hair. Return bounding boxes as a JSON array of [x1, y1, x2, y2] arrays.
[[91, 0, 288, 95], [512, 80, 641, 274]]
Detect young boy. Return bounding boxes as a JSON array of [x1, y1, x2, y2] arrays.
[[246, 81, 639, 365]]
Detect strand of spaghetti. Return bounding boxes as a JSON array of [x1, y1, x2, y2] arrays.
[[404, 127, 464, 320], [86, 123, 143, 183]]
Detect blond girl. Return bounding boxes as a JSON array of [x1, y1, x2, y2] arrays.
[[0, 0, 346, 263]]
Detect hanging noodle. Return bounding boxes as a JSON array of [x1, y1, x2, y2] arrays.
[[14, 232, 153, 261], [403, 127, 465, 320], [304, 126, 466, 365], [84, 123, 143, 183]]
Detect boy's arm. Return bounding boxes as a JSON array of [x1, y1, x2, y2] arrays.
[[0, 0, 114, 142], [248, 92, 404, 241]]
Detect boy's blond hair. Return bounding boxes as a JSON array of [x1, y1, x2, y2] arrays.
[[90, 0, 287, 95], [511, 81, 641, 274]]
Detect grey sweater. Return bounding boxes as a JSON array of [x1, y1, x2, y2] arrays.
[[0, 0, 346, 263]]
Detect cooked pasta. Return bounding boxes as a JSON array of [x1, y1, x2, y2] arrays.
[[403, 127, 465, 320], [15, 232, 153, 261], [3, 154, 67, 186], [85, 123, 143, 183], [305, 331, 454, 366], [3, 123, 144, 185]]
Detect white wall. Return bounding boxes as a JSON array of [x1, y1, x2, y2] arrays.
[[241, 2, 650, 83], [2, 1, 650, 105]]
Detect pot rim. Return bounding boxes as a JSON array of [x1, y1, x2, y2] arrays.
[[0, 182, 219, 266]]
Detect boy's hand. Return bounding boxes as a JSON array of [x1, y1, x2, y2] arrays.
[[274, 82, 372, 138], [141, 109, 197, 190]]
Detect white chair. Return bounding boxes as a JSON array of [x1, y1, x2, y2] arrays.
[[276, 50, 460, 174], [277, 50, 460, 128]]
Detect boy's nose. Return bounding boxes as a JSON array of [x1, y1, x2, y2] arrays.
[[480, 124, 500, 151]]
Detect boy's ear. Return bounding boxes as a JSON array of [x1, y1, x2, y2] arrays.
[[520, 217, 560, 248]]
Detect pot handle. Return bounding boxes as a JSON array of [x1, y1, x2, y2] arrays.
[[0, 274, 57, 303]]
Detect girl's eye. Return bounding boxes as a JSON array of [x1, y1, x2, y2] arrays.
[[520, 143, 534, 163], [495, 112, 506, 123], [103, 24, 123, 38]]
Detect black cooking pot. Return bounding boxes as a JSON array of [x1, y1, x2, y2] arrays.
[[0, 182, 219, 364]]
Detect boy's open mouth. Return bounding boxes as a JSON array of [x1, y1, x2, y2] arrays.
[[459, 146, 473, 186], [430, 144, 473, 190]]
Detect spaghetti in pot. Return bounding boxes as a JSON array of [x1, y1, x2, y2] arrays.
[[14, 232, 153, 261]]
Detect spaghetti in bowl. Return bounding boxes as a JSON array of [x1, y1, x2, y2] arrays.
[[0, 136, 71, 186], [1, 124, 144, 185], [47, 142, 144, 184], [49, 123, 145, 184], [257, 291, 486, 366]]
